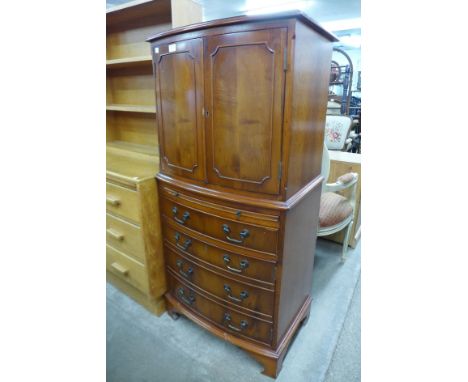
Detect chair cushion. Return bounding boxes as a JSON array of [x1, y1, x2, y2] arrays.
[[319, 192, 353, 228]]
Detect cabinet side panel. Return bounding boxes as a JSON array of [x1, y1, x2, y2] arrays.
[[138, 179, 167, 300], [285, 22, 333, 198], [276, 185, 321, 340]]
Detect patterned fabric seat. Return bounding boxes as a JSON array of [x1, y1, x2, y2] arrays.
[[319, 192, 353, 228]]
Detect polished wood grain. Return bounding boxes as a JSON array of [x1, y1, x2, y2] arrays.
[[276, 183, 321, 341], [204, 28, 286, 195], [160, 196, 279, 255], [163, 224, 276, 285], [168, 272, 273, 345], [146, 10, 337, 43], [284, 21, 334, 199], [150, 13, 335, 378], [165, 246, 274, 317], [154, 38, 206, 182], [165, 284, 312, 378], [161, 185, 280, 229]]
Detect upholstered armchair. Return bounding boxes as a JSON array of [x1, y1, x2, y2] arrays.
[[318, 144, 359, 261], [325, 115, 353, 151]]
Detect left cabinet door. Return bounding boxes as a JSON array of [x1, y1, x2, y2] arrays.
[[153, 38, 206, 182]]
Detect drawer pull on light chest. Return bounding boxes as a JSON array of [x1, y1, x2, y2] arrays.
[[106, 196, 121, 206]]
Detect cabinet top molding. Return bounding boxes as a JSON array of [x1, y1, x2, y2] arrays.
[[146, 10, 338, 43]]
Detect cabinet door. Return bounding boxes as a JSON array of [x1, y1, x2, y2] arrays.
[[204, 29, 287, 195], [154, 38, 205, 181]]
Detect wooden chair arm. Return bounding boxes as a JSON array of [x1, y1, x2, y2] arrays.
[[324, 172, 358, 192]]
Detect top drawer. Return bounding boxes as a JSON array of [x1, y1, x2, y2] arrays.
[[106, 182, 140, 223], [160, 192, 279, 256]]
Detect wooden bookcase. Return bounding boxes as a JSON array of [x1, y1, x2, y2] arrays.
[[106, 0, 202, 315]]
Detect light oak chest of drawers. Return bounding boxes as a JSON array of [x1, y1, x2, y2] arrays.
[[148, 11, 337, 378], [106, 169, 166, 315]]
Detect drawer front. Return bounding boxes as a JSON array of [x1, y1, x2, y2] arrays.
[[106, 245, 149, 294], [164, 224, 276, 285], [161, 196, 278, 255], [168, 273, 272, 345], [166, 247, 274, 317], [106, 213, 145, 263], [106, 182, 140, 223], [161, 186, 280, 229]]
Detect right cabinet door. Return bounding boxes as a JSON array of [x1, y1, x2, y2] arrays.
[[204, 28, 287, 195]]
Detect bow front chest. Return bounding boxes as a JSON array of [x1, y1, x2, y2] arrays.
[[147, 11, 337, 378]]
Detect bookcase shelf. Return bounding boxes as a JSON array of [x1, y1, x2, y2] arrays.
[[106, 55, 153, 69], [106, 104, 156, 113]]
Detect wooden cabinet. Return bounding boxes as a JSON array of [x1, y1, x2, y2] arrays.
[[148, 11, 337, 378]]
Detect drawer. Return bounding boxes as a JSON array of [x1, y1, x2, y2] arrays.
[[106, 182, 140, 223], [106, 245, 149, 294], [168, 273, 272, 345], [161, 196, 279, 255], [164, 223, 276, 285], [106, 213, 145, 263], [166, 247, 274, 317], [161, 186, 280, 229]]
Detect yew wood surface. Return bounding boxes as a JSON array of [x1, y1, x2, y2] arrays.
[[165, 245, 275, 318], [150, 14, 334, 378], [163, 223, 277, 286], [155, 38, 206, 182], [204, 28, 286, 195]]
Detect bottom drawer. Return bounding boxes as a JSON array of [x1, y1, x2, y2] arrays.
[[106, 245, 149, 294], [168, 273, 272, 345]]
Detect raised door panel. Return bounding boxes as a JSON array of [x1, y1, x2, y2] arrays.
[[205, 28, 287, 195], [154, 38, 205, 181]]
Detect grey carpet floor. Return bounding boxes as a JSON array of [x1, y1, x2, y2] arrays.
[[107, 238, 361, 382], [323, 275, 361, 382]]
